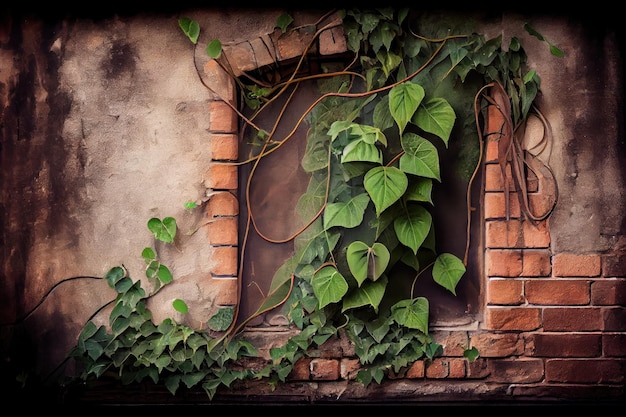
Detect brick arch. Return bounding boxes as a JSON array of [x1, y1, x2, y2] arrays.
[[202, 12, 560, 335], [200, 16, 349, 325]]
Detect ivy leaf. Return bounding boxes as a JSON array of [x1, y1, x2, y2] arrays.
[[389, 81, 425, 134], [172, 298, 188, 314], [432, 253, 466, 295], [342, 141, 382, 164], [312, 266, 349, 309], [391, 297, 429, 333], [404, 178, 433, 204], [399, 133, 441, 181], [464, 346, 480, 361], [275, 13, 294, 33], [147, 217, 177, 243], [323, 193, 370, 230], [412, 98, 456, 147], [393, 203, 432, 254], [206, 39, 222, 59], [105, 266, 127, 288], [341, 275, 388, 313], [364, 166, 408, 216], [372, 95, 394, 131], [178, 17, 200, 44], [207, 307, 234, 331], [376, 49, 402, 78], [346, 241, 390, 285], [141, 247, 156, 263], [157, 264, 173, 285]]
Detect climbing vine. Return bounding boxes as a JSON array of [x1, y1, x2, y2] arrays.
[[68, 8, 561, 399]]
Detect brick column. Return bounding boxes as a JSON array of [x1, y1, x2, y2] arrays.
[[483, 95, 552, 331], [204, 66, 239, 308]]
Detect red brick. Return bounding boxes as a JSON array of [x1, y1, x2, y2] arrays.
[[466, 358, 490, 378], [485, 136, 499, 163], [603, 307, 626, 331], [425, 358, 449, 378], [553, 253, 601, 277], [470, 332, 523, 357], [310, 358, 340, 380], [485, 220, 522, 248], [211, 133, 238, 161], [521, 219, 551, 248], [521, 249, 552, 276], [206, 163, 238, 190], [543, 307, 603, 331], [484, 163, 514, 191], [527, 333, 602, 357], [448, 358, 467, 378], [592, 279, 626, 305], [546, 359, 625, 383], [485, 307, 542, 331], [603, 333, 626, 357], [210, 245, 238, 276], [205, 191, 239, 217], [487, 279, 524, 305], [485, 249, 523, 277], [203, 59, 235, 101], [340, 358, 361, 380], [210, 277, 238, 306], [288, 357, 311, 381], [484, 192, 521, 219], [432, 331, 468, 357], [406, 360, 425, 378], [205, 217, 238, 245], [602, 254, 626, 277], [525, 280, 590, 305], [319, 25, 347, 55], [208, 100, 237, 133], [487, 358, 544, 382], [528, 192, 557, 221], [273, 26, 316, 61]]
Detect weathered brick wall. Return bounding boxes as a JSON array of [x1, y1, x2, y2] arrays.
[[1, 7, 624, 406], [192, 13, 626, 404]]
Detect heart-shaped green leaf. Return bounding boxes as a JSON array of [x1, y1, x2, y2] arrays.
[[391, 297, 429, 333], [148, 217, 177, 243], [389, 81, 424, 134], [312, 266, 349, 309], [346, 241, 390, 285], [432, 253, 466, 295], [364, 166, 408, 216]]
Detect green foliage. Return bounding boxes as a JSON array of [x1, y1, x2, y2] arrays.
[[68, 9, 559, 399], [178, 17, 199, 44], [70, 265, 256, 400]]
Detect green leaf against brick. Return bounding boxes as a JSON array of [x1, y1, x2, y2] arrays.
[[391, 297, 429, 333]]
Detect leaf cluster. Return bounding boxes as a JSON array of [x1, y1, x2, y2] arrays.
[[69, 7, 561, 398]]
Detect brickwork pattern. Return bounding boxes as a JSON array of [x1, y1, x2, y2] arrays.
[[200, 19, 625, 402]]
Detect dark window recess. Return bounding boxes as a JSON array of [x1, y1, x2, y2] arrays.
[[237, 59, 481, 329]]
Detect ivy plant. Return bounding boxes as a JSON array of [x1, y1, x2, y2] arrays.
[[69, 8, 561, 398]]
